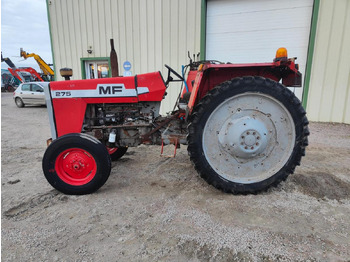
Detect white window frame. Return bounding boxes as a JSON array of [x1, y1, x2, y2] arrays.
[[84, 60, 110, 79]]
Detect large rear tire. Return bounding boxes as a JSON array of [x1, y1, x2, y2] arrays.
[[187, 76, 309, 194], [42, 133, 112, 195]]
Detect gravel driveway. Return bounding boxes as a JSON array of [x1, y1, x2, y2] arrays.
[[1, 92, 350, 261]]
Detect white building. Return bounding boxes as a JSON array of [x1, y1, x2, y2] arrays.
[[46, 0, 350, 123]]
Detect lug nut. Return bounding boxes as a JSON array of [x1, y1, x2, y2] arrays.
[[251, 147, 254, 150], [253, 132, 256, 135], [247, 131, 250, 135], [244, 146, 248, 149], [256, 142, 259, 146], [257, 136, 260, 140]]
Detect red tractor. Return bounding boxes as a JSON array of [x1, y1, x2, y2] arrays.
[[42, 48, 309, 195]]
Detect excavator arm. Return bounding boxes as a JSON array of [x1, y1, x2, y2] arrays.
[[1, 52, 16, 69], [20, 48, 54, 76], [2, 51, 44, 83]]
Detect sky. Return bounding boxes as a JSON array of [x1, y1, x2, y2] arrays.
[[1, 0, 53, 72]]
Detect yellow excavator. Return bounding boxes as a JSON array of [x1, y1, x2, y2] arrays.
[[20, 48, 54, 81]]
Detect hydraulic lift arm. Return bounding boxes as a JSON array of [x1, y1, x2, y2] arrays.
[[20, 48, 54, 77]]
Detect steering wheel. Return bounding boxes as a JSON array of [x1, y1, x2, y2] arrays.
[[164, 64, 184, 85]]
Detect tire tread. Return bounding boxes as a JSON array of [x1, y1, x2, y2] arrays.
[[187, 76, 309, 194]]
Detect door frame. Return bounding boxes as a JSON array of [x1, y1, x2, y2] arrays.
[[30, 83, 46, 104], [19, 83, 32, 104], [80, 57, 112, 79]]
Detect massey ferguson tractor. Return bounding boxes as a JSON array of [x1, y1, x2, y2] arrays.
[[42, 48, 309, 195]]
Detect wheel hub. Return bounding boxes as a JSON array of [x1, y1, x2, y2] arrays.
[[243, 133, 257, 147], [218, 116, 268, 159], [64, 153, 90, 175], [202, 92, 296, 184], [55, 148, 97, 185]]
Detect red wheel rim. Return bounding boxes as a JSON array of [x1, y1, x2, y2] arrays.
[[55, 148, 97, 186], [107, 147, 118, 155]]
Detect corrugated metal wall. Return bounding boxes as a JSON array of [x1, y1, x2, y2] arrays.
[[306, 0, 350, 123], [47, 0, 201, 113]]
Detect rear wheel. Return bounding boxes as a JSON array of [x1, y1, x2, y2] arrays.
[[187, 76, 309, 194], [6, 85, 14, 92], [15, 97, 24, 108], [107, 147, 128, 161], [42, 133, 111, 195]]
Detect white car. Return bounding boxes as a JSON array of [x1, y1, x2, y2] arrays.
[[13, 82, 49, 108]]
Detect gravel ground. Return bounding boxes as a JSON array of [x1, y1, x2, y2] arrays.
[[1, 92, 350, 261]]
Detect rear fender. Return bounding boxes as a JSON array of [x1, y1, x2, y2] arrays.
[[186, 61, 302, 115]]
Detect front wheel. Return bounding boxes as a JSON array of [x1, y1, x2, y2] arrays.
[[42, 133, 112, 195], [187, 76, 309, 194]]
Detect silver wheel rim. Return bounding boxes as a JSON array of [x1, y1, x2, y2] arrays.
[[202, 92, 295, 184]]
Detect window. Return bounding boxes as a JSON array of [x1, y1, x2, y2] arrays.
[[31, 84, 43, 92], [84, 60, 110, 79], [21, 84, 30, 91]]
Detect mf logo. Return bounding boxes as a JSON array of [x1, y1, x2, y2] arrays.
[[98, 85, 123, 95]]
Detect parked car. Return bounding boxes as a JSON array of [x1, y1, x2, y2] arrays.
[[13, 82, 49, 108]]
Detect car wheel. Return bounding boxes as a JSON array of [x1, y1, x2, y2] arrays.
[[15, 97, 24, 108]]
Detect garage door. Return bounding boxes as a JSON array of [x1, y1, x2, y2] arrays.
[[206, 0, 313, 100]]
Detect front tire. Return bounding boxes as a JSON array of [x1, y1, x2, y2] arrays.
[[187, 76, 309, 194], [42, 133, 112, 195]]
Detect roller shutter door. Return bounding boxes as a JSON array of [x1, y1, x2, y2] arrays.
[[206, 0, 313, 99]]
